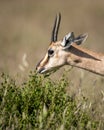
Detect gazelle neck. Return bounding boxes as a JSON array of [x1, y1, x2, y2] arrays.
[[66, 44, 104, 76]]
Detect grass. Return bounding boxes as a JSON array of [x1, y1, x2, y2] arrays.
[[0, 71, 102, 130]]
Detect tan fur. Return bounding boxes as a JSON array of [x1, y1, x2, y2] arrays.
[[67, 43, 104, 76], [36, 41, 104, 76], [36, 13, 104, 76]]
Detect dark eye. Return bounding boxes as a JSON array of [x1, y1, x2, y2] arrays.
[[48, 49, 54, 56]]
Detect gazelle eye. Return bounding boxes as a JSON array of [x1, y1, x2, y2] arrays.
[[48, 49, 54, 56]]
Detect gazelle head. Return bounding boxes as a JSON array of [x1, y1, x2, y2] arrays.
[[36, 13, 88, 74]]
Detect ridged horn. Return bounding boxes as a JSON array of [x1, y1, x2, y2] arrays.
[[51, 13, 61, 42]]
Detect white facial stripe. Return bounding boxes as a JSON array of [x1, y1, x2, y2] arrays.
[[40, 54, 49, 66]]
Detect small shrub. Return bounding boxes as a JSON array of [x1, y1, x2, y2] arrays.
[[0, 72, 98, 130]]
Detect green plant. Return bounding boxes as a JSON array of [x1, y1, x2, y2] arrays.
[[0, 72, 98, 130]]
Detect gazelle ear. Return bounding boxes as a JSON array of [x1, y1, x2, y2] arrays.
[[61, 33, 88, 49], [74, 33, 88, 45], [61, 32, 75, 47]]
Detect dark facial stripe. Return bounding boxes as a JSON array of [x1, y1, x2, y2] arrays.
[[36, 58, 43, 69], [41, 54, 49, 67], [36, 54, 49, 70]]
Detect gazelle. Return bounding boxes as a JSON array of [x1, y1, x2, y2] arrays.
[[36, 13, 104, 76]]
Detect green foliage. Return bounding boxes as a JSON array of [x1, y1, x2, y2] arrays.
[[0, 72, 98, 130]]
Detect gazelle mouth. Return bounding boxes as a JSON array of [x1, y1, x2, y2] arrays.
[[39, 69, 47, 74], [37, 66, 61, 75], [37, 67, 46, 74]]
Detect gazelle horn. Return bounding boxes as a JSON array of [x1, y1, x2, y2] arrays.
[[51, 13, 61, 42]]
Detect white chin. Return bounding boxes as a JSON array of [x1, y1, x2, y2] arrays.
[[40, 69, 47, 74], [39, 66, 62, 74], [39, 68, 53, 74]]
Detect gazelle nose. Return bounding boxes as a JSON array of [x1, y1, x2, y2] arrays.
[[36, 58, 44, 73], [36, 63, 45, 74], [36, 65, 45, 74], [36, 64, 40, 73], [36, 64, 39, 71], [37, 67, 45, 74]]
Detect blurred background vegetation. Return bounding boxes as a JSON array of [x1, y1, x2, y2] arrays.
[[0, 0, 104, 122]]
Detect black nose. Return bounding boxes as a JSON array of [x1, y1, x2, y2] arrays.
[[36, 64, 38, 71]]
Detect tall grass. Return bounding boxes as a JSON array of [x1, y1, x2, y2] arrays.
[[0, 71, 101, 130]]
